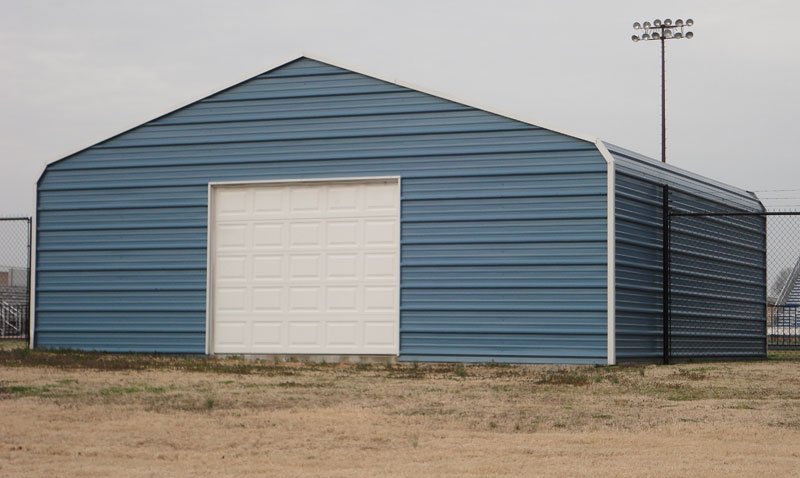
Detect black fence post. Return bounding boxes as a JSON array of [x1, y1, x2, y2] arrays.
[[662, 185, 671, 365], [762, 215, 768, 358]]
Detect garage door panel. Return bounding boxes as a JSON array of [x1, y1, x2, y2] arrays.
[[253, 255, 283, 280], [327, 253, 359, 279], [216, 287, 248, 311], [288, 322, 322, 347], [253, 223, 284, 248], [364, 183, 397, 210], [288, 286, 322, 311], [213, 179, 398, 355], [326, 322, 359, 346], [289, 187, 323, 213], [364, 286, 396, 311], [364, 253, 396, 278], [251, 322, 283, 347], [363, 322, 396, 347], [217, 256, 247, 281], [252, 287, 283, 311], [326, 286, 359, 311], [288, 254, 322, 280], [327, 185, 360, 212], [215, 321, 248, 349], [289, 222, 322, 248], [364, 220, 397, 246], [327, 220, 360, 247], [253, 188, 285, 215], [216, 224, 248, 249], [216, 189, 249, 217]]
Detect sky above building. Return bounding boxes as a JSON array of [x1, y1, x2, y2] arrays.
[[1, 0, 799, 218]]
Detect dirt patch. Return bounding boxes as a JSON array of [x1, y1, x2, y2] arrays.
[[1, 352, 799, 477]]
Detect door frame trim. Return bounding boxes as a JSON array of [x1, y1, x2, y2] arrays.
[[205, 176, 402, 356]]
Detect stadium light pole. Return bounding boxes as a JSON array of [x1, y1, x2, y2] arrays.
[[632, 18, 694, 163]]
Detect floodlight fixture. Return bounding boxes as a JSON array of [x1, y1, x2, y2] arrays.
[[630, 17, 696, 163]]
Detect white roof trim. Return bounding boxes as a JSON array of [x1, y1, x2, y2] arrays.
[[35, 52, 600, 182]]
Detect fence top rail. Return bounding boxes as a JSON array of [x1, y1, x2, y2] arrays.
[[0, 217, 31, 222], [669, 211, 800, 217]]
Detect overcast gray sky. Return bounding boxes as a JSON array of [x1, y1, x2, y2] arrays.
[[2, 0, 799, 218]]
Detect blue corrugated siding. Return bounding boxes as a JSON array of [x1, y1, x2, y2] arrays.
[[611, 144, 765, 361], [36, 57, 609, 362]]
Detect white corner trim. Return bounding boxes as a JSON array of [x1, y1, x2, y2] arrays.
[[29, 188, 37, 349], [596, 139, 616, 365], [205, 182, 214, 355]]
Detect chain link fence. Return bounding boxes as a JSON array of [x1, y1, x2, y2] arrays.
[[0, 218, 31, 340], [666, 206, 800, 361], [764, 214, 800, 358]]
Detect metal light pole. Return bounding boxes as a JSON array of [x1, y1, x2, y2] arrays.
[[632, 18, 694, 163]]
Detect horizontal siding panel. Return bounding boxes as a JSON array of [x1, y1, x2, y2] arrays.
[[402, 196, 606, 222], [613, 151, 766, 362], [37, 291, 206, 312], [42, 156, 602, 192], [38, 249, 206, 271], [37, 228, 207, 251], [610, 143, 762, 211], [402, 265, 606, 288], [401, 334, 606, 359], [37, 208, 206, 231], [153, 91, 470, 125], [36, 332, 204, 353], [37, 270, 207, 291], [197, 72, 408, 102], [36, 311, 204, 332], [48, 133, 596, 172], [37, 57, 608, 362], [39, 186, 207, 211], [401, 310, 605, 332], [402, 288, 606, 311], [402, 173, 606, 200], [402, 219, 606, 245], [402, 242, 606, 266], [102, 110, 530, 148]]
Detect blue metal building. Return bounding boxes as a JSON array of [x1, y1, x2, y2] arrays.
[[31, 56, 765, 364]]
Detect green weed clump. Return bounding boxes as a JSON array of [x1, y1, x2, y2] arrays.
[[452, 363, 467, 377]]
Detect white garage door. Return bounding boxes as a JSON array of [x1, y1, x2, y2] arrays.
[[211, 179, 400, 355]]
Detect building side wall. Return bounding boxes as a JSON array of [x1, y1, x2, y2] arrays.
[[35, 58, 609, 363], [612, 146, 765, 361]]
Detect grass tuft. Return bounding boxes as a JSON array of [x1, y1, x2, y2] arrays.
[[537, 369, 591, 387], [453, 364, 467, 378]]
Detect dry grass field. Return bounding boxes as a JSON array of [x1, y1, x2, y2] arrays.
[[1, 343, 799, 477]]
